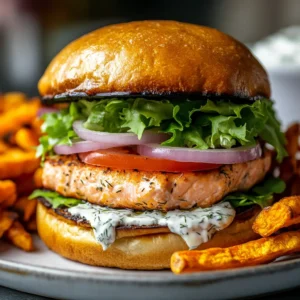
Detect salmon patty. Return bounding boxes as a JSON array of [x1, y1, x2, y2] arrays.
[[42, 152, 271, 211]]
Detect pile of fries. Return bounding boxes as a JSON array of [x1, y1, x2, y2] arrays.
[[0, 92, 42, 251], [171, 123, 300, 274]]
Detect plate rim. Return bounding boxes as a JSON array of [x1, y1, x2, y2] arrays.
[[2, 256, 300, 285]]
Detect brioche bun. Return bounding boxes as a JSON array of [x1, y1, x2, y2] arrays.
[[38, 20, 270, 100], [37, 202, 260, 270]]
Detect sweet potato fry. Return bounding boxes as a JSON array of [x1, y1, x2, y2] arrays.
[[14, 173, 36, 196], [0, 180, 16, 204], [5, 221, 34, 251], [33, 168, 43, 188], [0, 92, 27, 113], [0, 140, 9, 154], [0, 211, 18, 238], [0, 99, 40, 137], [13, 197, 37, 222], [285, 123, 299, 159], [0, 149, 40, 179], [0, 93, 40, 251], [26, 215, 37, 232], [1, 198, 17, 208], [171, 231, 300, 274], [277, 123, 299, 184], [15, 128, 39, 151], [253, 196, 300, 237], [31, 117, 43, 136]]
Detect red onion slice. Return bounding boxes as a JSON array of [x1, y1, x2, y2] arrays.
[[37, 107, 59, 117], [137, 143, 262, 164], [54, 140, 118, 155], [73, 121, 169, 145]]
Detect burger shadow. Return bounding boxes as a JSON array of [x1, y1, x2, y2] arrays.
[[0, 234, 44, 255]]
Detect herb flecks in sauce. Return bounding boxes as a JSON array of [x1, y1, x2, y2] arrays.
[[68, 202, 235, 250]]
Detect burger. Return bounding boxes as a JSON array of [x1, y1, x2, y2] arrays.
[[30, 20, 287, 270]]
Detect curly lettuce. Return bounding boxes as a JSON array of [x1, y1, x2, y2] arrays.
[[224, 177, 286, 208], [37, 98, 287, 162]]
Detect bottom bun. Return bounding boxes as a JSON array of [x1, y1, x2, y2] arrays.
[[37, 203, 260, 270]]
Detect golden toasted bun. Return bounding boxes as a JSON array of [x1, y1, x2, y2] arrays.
[[37, 202, 260, 270], [38, 20, 270, 99]]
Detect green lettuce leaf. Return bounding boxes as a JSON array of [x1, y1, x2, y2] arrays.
[[37, 98, 287, 162], [161, 99, 287, 161], [37, 103, 82, 161], [224, 177, 286, 208], [121, 98, 174, 138], [29, 189, 83, 209], [83, 100, 128, 132]]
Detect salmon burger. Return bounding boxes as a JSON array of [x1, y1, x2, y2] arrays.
[[30, 20, 287, 270]]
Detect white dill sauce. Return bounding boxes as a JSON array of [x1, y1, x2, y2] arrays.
[[68, 202, 235, 250]]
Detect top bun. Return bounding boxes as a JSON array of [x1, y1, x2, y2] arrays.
[[38, 20, 270, 100]]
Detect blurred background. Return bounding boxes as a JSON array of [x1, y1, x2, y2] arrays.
[[1, 0, 300, 97]]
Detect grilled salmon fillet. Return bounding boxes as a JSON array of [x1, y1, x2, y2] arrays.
[[42, 152, 271, 211]]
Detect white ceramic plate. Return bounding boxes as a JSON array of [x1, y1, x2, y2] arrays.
[[1, 235, 300, 300]]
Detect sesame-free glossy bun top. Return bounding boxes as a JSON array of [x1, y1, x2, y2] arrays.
[[38, 20, 270, 100]]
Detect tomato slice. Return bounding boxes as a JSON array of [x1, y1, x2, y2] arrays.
[[79, 148, 221, 172]]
